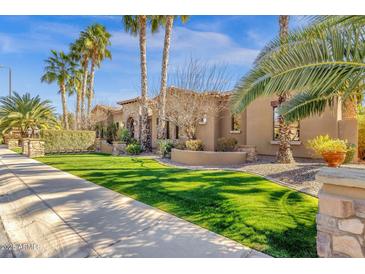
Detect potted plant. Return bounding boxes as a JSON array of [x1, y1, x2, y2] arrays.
[[308, 135, 347, 167]]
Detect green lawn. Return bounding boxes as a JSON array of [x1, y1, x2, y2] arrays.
[[37, 153, 318, 257], [11, 147, 22, 154]]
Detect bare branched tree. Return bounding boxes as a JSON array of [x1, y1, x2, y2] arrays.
[[169, 57, 233, 93], [156, 58, 232, 140]]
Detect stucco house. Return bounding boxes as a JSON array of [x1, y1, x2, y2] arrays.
[[91, 86, 358, 159]]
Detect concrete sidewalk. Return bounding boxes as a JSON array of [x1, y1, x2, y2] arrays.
[[0, 147, 269, 258]]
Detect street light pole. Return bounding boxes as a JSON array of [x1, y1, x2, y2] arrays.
[[8, 68, 12, 97], [0, 65, 12, 97]]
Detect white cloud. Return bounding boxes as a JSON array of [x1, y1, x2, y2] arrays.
[[108, 25, 260, 79], [167, 27, 259, 67]]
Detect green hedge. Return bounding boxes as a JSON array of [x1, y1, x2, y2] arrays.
[[41, 130, 96, 153]]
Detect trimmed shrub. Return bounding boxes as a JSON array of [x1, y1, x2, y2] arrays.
[[41, 130, 96, 153], [185, 139, 204, 151], [359, 114, 365, 160], [157, 139, 174, 158], [216, 137, 238, 152], [126, 142, 142, 155]]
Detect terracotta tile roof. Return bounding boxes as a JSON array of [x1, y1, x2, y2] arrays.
[[117, 97, 141, 105]]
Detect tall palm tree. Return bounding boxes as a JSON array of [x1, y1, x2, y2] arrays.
[[230, 16, 365, 128], [41, 50, 76, 130], [275, 15, 295, 163], [231, 16, 295, 163], [82, 24, 112, 116], [70, 37, 90, 127], [67, 68, 83, 129], [122, 16, 160, 151], [0, 92, 59, 136], [157, 15, 190, 139]]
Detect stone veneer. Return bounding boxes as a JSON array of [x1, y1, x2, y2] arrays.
[[22, 139, 45, 158], [316, 167, 365, 257], [237, 145, 257, 162], [7, 139, 19, 150]]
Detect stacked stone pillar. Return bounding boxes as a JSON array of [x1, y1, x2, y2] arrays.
[[21, 139, 45, 158], [316, 167, 365, 257]]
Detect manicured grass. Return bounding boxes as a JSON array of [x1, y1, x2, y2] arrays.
[[37, 153, 318, 257], [10, 147, 22, 154]]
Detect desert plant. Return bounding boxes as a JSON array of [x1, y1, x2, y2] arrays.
[[125, 142, 142, 155], [344, 143, 356, 164], [216, 137, 238, 152], [307, 135, 347, 155], [118, 127, 131, 144], [185, 139, 204, 151], [157, 139, 174, 158], [0, 92, 59, 136]]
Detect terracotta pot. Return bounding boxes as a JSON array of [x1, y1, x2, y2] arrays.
[[322, 152, 346, 167]]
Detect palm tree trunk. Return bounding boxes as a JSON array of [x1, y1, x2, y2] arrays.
[[158, 15, 174, 140], [75, 89, 81, 130], [60, 83, 69, 130], [139, 15, 151, 151], [277, 15, 295, 164], [87, 61, 96, 118], [81, 59, 88, 128]]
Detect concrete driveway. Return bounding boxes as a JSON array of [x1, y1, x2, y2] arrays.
[[0, 146, 269, 258]]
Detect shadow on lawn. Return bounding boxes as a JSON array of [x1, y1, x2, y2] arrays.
[[37, 154, 318, 257], [71, 165, 318, 258]]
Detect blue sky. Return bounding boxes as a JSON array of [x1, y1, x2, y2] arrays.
[[0, 15, 306, 113]]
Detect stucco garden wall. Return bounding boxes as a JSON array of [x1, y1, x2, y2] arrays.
[[171, 148, 247, 166]]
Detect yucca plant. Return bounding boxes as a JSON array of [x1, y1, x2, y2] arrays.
[[0, 92, 59, 137], [231, 15, 365, 162]]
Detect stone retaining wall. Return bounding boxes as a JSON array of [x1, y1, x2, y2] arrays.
[[316, 167, 365, 257]]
